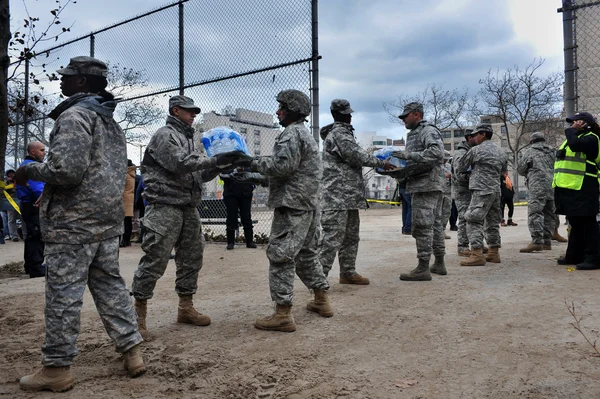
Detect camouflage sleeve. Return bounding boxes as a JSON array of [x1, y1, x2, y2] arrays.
[[516, 149, 530, 176], [253, 127, 301, 177], [25, 109, 94, 185], [455, 146, 475, 174], [408, 125, 444, 164], [333, 130, 383, 168], [147, 128, 217, 174], [201, 168, 220, 182]]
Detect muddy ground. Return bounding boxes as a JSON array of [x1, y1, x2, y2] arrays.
[[1, 206, 600, 398]]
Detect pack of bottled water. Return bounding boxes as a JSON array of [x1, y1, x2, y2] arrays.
[[202, 126, 250, 157], [373, 146, 406, 172]]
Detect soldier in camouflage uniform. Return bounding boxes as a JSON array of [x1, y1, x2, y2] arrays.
[[319, 99, 392, 285], [239, 89, 333, 332], [394, 102, 446, 281], [441, 151, 453, 239], [131, 96, 243, 337], [15, 57, 145, 392], [517, 132, 556, 252], [455, 124, 507, 266], [452, 131, 479, 256]]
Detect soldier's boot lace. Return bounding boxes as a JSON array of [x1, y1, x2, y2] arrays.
[[20, 366, 74, 392], [123, 344, 146, 378], [520, 242, 543, 253], [255, 304, 296, 332], [430, 255, 447, 275], [485, 247, 501, 263], [460, 248, 486, 266], [306, 289, 334, 317], [399, 258, 432, 281], [339, 273, 370, 285], [134, 299, 149, 339], [177, 295, 211, 326], [552, 229, 568, 242]]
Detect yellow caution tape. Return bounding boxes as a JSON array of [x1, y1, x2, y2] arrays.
[[366, 199, 402, 205], [1, 181, 21, 215], [566, 267, 576, 272]]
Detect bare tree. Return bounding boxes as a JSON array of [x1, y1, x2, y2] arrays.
[[478, 58, 563, 194]]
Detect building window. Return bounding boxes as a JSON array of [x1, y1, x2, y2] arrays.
[[372, 141, 386, 145], [441, 131, 452, 139], [444, 143, 452, 151], [481, 118, 491, 123], [501, 126, 507, 135]]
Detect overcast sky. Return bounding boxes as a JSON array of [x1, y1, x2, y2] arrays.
[[9, 0, 565, 141]]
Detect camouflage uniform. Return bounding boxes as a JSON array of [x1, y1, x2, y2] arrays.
[[456, 137, 507, 249], [251, 120, 329, 305], [319, 99, 385, 278], [517, 133, 556, 246], [131, 106, 220, 300], [23, 58, 142, 366], [451, 140, 473, 252], [404, 120, 445, 261]]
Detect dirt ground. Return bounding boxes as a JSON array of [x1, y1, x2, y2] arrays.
[[1, 206, 600, 398]]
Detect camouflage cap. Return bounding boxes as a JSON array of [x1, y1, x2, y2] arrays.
[[566, 111, 596, 126], [169, 95, 201, 113], [473, 123, 494, 134], [530, 132, 545, 143], [330, 99, 354, 114], [276, 89, 311, 116], [57, 56, 108, 77], [398, 102, 424, 119]]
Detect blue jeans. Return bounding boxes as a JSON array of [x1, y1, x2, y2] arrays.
[[399, 188, 412, 233]]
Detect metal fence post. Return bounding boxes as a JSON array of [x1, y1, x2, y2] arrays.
[[562, 0, 576, 116], [23, 57, 29, 158], [179, 1, 184, 95], [310, 0, 319, 143], [90, 34, 95, 57]]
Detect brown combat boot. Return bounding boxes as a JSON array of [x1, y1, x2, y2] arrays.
[[543, 244, 552, 250], [134, 299, 148, 339], [339, 274, 370, 285], [430, 255, 447, 275], [460, 248, 486, 266], [458, 248, 471, 257], [520, 242, 543, 253], [306, 289, 333, 317], [485, 247, 501, 263], [399, 258, 432, 281], [177, 295, 211, 326], [255, 304, 296, 332], [553, 229, 568, 242], [20, 366, 74, 392], [123, 344, 146, 378]]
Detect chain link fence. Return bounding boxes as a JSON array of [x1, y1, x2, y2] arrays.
[[560, 0, 600, 117], [7, 0, 318, 241]]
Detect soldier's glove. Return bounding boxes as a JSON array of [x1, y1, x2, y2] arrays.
[[232, 154, 255, 168], [230, 171, 267, 186], [214, 151, 247, 169], [391, 151, 410, 160]]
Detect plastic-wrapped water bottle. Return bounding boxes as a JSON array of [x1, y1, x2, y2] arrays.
[[373, 146, 406, 172], [202, 126, 250, 157]]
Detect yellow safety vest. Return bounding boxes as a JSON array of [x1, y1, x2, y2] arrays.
[[552, 132, 600, 190]]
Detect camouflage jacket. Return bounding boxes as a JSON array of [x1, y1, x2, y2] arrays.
[[517, 142, 555, 200], [253, 121, 321, 210], [456, 139, 507, 194], [320, 122, 384, 210], [451, 140, 471, 198], [142, 116, 219, 207], [404, 120, 444, 193], [25, 93, 127, 244]]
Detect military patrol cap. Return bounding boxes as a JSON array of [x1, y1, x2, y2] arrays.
[[330, 99, 354, 114], [566, 111, 596, 126], [398, 102, 424, 119], [530, 132, 545, 143], [57, 56, 108, 77], [169, 95, 201, 113], [473, 123, 494, 134]]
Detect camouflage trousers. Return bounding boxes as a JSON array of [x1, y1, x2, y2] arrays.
[[42, 237, 142, 367], [441, 194, 452, 228], [465, 191, 501, 249], [411, 191, 445, 261], [132, 204, 205, 300], [267, 207, 329, 305], [454, 190, 472, 251], [319, 209, 360, 278], [528, 197, 555, 245]]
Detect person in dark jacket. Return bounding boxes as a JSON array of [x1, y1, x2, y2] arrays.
[[16, 141, 46, 278], [500, 171, 517, 226], [222, 169, 256, 250], [553, 112, 600, 270]]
